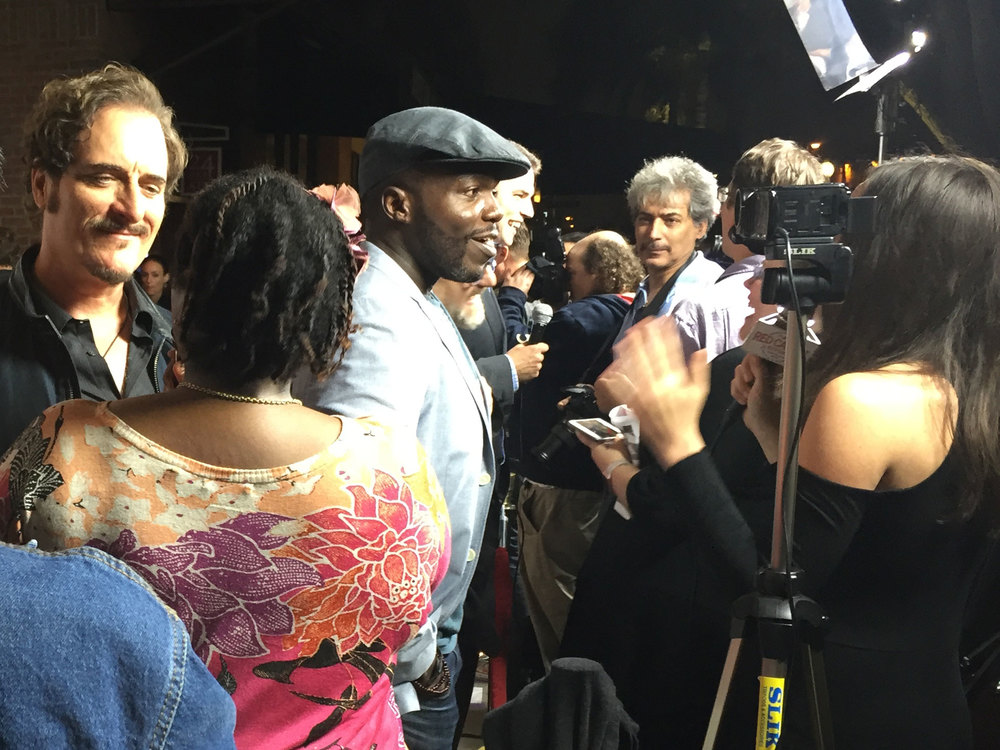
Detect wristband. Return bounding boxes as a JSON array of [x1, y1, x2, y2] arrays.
[[602, 458, 633, 480]]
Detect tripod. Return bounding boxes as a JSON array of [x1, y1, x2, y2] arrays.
[[702, 308, 835, 750]]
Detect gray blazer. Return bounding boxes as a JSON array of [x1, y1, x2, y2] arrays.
[[294, 241, 496, 713]]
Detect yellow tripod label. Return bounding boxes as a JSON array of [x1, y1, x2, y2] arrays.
[[756, 676, 785, 749]]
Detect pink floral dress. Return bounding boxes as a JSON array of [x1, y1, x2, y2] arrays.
[[0, 400, 450, 750]]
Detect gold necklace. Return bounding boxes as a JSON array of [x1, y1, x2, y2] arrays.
[[178, 381, 302, 406]]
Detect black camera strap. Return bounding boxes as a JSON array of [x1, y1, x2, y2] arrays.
[[633, 250, 697, 325]]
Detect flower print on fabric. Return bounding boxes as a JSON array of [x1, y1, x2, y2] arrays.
[[277, 469, 442, 658], [2, 400, 450, 750], [91, 513, 321, 662]]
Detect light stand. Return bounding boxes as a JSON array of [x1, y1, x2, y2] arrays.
[[835, 32, 928, 164], [874, 83, 898, 166]]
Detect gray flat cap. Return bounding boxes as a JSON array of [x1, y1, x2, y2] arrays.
[[358, 106, 530, 196]]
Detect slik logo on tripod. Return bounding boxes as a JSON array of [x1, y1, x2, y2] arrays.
[[756, 676, 784, 749]]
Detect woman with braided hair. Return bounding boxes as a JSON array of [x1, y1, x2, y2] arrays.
[[0, 166, 450, 749]]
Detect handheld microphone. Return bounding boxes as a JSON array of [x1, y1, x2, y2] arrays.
[[710, 314, 820, 447], [741, 312, 820, 366], [527, 302, 553, 344]]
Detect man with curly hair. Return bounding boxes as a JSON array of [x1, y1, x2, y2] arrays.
[[587, 156, 724, 407], [514, 230, 644, 667], [617, 154, 723, 337], [0, 64, 187, 453]]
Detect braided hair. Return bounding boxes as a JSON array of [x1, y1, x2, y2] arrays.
[[173, 165, 356, 385]]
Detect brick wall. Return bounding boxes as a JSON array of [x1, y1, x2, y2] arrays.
[[0, 0, 138, 263]]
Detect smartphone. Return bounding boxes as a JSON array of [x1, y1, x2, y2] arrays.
[[568, 417, 622, 442]]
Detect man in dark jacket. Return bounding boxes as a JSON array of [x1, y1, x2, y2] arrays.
[[0, 64, 185, 454], [513, 230, 643, 667]]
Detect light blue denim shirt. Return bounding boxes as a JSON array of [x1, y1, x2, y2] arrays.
[[614, 251, 724, 344], [0, 542, 236, 749]]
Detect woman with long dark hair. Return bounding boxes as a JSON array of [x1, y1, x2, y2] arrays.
[[583, 154, 1000, 746], [1, 166, 449, 749]]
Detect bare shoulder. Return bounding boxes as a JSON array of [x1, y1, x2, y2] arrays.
[[798, 368, 955, 490], [821, 368, 954, 419]]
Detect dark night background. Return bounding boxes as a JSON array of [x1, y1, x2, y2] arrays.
[[119, 0, 999, 157]]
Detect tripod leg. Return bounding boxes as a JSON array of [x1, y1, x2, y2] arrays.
[[800, 643, 835, 749], [702, 634, 745, 750]]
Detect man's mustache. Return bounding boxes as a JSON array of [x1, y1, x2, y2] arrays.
[[87, 217, 149, 237]]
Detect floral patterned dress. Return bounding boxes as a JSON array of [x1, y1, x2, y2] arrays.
[[0, 400, 450, 750]]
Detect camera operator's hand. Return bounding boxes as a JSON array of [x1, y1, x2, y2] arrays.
[[731, 354, 781, 463], [593, 360, 636, 414], [507, 342, 548, 383], [613, 316, 708, 470], [503, 264, 535, 295]]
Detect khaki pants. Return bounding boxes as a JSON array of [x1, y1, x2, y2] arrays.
[[517, 481, 608, 668]]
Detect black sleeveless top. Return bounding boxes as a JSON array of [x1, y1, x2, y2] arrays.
[[628, 450, 990, 748], [785, 456, 985, 747]]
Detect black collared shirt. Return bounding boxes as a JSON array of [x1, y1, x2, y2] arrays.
[[28, 278, 160, 401]]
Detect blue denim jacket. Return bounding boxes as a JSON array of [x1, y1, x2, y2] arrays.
[[0, 542, 236, 749]]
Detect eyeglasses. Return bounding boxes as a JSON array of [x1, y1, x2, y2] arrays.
[[717, 185, 731, 204]]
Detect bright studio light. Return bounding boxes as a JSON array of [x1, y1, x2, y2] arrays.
[[821, 161, 836, 178], [911, 30, 928, 52]]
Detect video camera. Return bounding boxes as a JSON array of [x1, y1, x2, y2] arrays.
[[531, 385, 602, 465], [524, 210, 568, 306], [732, 184, 876, 310]]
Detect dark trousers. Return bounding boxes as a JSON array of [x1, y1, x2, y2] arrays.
[[403, 648, 463, 750]]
